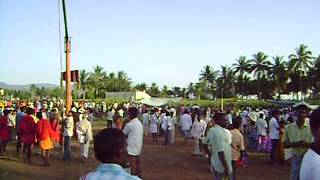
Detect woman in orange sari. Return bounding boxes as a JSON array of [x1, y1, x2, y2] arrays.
[[50, 110, 60, 147], [36, 112, 53, 166]]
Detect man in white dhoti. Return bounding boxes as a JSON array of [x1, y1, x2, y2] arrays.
[[76, 109, 93, 162], [142, 110, 150, 136], [191, 114, 207, 155]]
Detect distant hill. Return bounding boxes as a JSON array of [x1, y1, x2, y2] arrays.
[[0, 82, 58, 90]]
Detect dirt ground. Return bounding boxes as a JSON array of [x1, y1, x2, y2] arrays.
[[0, 123, 290, 180]]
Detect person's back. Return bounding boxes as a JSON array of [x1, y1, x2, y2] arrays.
[[180, 113, 192, 130], [20, 115, 36, 144], [256, 118, 267, 136], [80, 128, 141, 180], [300, 107, 320, 180], [123, 117, 143, 156], [206, 125, 233, 175]]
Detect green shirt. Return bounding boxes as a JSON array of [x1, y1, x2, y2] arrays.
[[204, 125, 233, 174], [284, 120, 313, 156]]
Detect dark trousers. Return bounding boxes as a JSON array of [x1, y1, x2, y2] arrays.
[[63, 136, 72, 161], [232, 160, 237, 180], [22, 143, 32, 161], [270, 139, 279, 163], [164, 130, 171, 145], [17, 136, 23, 157], [0, 140, 9, 154], [128, 155, 142, 177]]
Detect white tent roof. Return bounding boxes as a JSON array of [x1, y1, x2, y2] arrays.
[[139, 97, 182, 107]]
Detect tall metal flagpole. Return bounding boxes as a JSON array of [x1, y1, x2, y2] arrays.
[[62, 0, 72, 114]]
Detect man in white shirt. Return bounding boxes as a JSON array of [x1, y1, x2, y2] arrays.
[[63, 111, 74, 161], [142, 110, 150, 136], [269, 109, 280, 163], [123, 107, 143, 178], [256, 113, 268, 152], [180, 110, 192, 145], [300, 108, 320, 180], [204, 112, 233, 180]]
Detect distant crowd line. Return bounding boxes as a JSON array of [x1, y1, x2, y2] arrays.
[[0, 100, 320, 180]]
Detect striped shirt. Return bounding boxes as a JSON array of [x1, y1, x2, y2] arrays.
[[80, 164, 141, 180]]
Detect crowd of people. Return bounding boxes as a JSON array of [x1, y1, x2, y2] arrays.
[[0, 99, 320, 180]]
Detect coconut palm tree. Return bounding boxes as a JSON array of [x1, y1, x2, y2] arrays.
[[147, 83, 160, 97], [79, 70, 89, 99], [308, 55, 320, 98], [186, 82, 195, 98], [160, 85, 170, 97], [232, 56, 251, 98], [134, 83, 147, 91], [288, 44, 313, 99], [250, 52, 271, 98], [233, 56, 251, 77], [116, 71, 131, 92], [199, 65, 219, 99], [88, 65, 107, 98], [269, 56, 289, 99], [217, 66, 236, 98]]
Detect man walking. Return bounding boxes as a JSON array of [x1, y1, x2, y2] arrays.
[[269, 109, 280, 164], [180, 110, 192, 145], [204, 112, 233, 180], [123, 107, 143, 178], [284, 102, 313, 180], [63, 111, 74, 161]]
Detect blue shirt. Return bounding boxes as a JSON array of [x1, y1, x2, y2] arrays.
[[15, 112, 25, 131], [80, 164, 141, 180]]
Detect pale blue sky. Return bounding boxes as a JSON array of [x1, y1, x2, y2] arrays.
[[1, 0, 319, 87]]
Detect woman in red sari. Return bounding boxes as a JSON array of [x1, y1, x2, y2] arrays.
[[0, 110, 10, 156], [19, 107, 36, 163], [36, 112, 53, 166]]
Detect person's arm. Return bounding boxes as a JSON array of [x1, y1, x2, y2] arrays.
[[283, 127, 303, 148], [240, 134, 245, 159], [218, 151, 230, 175], [122, 123, 130, 136]]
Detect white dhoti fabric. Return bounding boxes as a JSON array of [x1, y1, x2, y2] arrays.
[[170, 126, 175, 144], [193, 137, 201, 155], [80, 140, 90, 158]]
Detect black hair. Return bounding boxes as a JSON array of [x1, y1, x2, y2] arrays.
[[94, 128, 126, 163], [26, 107, 34, 115], [232, 116, 242, 129], [213, 112, 226, 125], [271, 109, 280, 117], [310, 108, 320, 136], [3, 110, 10, 116], [259, 113, 264, 119], [20, 106, 26, 113], [128, 107, 139, 119], [36, 112, 42, 120]]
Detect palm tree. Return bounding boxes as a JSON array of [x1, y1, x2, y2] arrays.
[[217, 66, 236, 98], [134, 83, 148, 91], [172, 87, 182, 97], [160, 85, 170, 97], [288, 44, 313, 99], [116, 71, 131, 92], [147, 83, 160, 97], [232, 56, 251, 98], [199, 65, 219, 99], [88, 65, 107, 98], [186, 82, 195, 97], [250, 52, 271, 98], [79, 70, 89, 99], [308, 55, 320, 98], [269, 56, 289, 99]]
